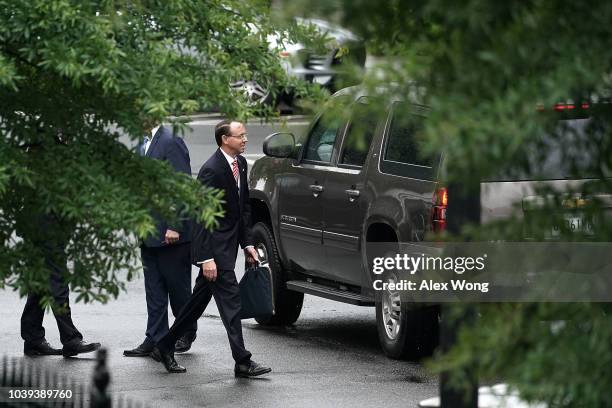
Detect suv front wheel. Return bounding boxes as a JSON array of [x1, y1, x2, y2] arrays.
[[252, 222, 304, 326], [375, 273, 439, 359]]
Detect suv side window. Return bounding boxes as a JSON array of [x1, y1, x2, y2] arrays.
[[339, 97, 377, 167], [303, 112, 342, 164], [381, 103, 436, 180]]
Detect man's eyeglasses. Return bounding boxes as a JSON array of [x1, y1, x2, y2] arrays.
[[226, 133, 248, 140]]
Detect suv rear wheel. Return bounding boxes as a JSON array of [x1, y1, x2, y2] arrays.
[[252, 222, 303, 325], [375, 273, 439, 359]]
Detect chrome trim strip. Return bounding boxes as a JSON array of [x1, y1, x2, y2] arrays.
[[323, 230, 359, 242], [382, 158, 433, 169], [290, 162, 361, 174], [323, 230, 359, 251], [280, 222, 321, 237]]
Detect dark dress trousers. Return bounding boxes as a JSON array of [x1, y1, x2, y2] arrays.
[[20, 214, 83, 345], [157, 148, 253, 364], [140, 126, 196, 345]]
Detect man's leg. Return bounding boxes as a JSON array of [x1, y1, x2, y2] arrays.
[[21, 291, 64, 356], [44, 247, 100, 357], [47, 265, 82, 345], [21, 292, 46, 345], [160, 243, 197, 339], [22, 247, 89, 356], [21, 241, 74, 345], [142, 246, 170, 344], [22, 250, 82, 345], [211, 269, 252, 364], [157, 273, 212, 353]]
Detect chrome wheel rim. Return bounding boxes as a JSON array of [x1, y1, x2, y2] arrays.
[[231, 80, 271, 106], [382, 275, 402, 340]]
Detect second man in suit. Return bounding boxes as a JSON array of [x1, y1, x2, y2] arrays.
[[152, 120, 271, 378], [124, 122, 197, 358]]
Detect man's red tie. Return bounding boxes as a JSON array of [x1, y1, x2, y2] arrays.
[[232, 159, 239, 185]]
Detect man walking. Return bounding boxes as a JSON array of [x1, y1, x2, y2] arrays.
[[19, 133, 100, 358], [152, 120, 271, 378], [20, 214, 102, 357], [124, 122, 197, 358]]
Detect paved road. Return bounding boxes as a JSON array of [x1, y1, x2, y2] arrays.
[[0, 265, 437, 408], [0, 116, 439, 408], [121, 114, 311, 175]]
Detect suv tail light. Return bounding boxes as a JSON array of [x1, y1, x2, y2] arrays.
[[432, 187, 448, 232], [536, 102, 590, 111]]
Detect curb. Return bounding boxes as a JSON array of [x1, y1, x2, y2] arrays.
[[171, 113, 310, 123]]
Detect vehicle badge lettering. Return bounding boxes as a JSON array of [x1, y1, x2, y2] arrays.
[[280, 215, 297, 223]]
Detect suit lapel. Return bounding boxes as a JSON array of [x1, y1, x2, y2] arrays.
[[238, 157, 247, 209], [146, 127, 163, 158], [238, 156, 247, 192]]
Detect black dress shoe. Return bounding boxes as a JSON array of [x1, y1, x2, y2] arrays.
[[62, 340, 101, 357], [174, 333, 197, 354], [150, 347, 161, 362], [24, 340, 62, 356], [152, 347, 186, 373], [124, 341, 154, 357], [234, 360, 272, 378]]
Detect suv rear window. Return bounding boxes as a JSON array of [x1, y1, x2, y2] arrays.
[[381, 103, 436, 180]]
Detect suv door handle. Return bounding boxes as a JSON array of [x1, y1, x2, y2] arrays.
[[345, 189, 360, 202], [310, 184, 324, 198]]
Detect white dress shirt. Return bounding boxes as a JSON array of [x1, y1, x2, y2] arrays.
[[144, 125, 160, 155], [219, 147, 239, 191]]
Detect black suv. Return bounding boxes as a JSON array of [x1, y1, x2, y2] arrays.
[[248, 88, 442, 359], [248, 87, 610, 359]]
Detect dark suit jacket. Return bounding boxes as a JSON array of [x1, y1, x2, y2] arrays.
[[191, 148, 253, 270], [141, 126, 192, 248]]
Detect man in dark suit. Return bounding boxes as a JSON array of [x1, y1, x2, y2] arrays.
[[152, 120, 271, 378], [124, 122, 197, 358], [20, 214, 102, 357], [19, 132, 100, 357]]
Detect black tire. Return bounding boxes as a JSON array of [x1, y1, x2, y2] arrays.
[[375, 274, 439, 359], [252, 222, 303, 325]]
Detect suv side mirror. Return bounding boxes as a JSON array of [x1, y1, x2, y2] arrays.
[[263, 132, 296, 158]]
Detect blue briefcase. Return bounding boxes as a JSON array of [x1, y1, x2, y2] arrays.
[[239, 263, 274, 319]]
